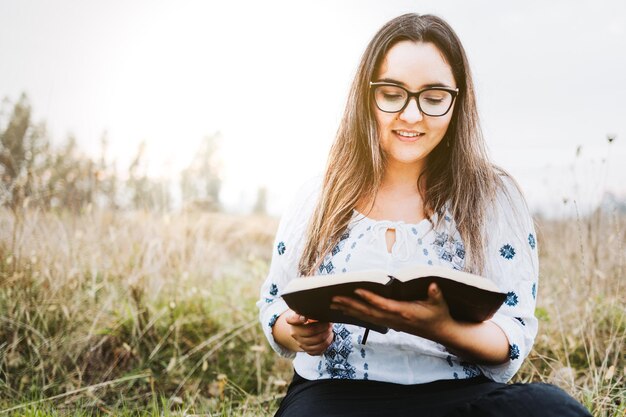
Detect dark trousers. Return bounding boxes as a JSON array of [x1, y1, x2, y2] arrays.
[[275, 372, 592, 417]]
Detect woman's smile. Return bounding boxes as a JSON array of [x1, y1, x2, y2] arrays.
[[392, 129, 426, 142]]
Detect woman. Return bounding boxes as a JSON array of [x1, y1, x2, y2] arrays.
[[258, 13, 591, 417]]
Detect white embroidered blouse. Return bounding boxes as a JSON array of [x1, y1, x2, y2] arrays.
[[257, 176, 539, 384]]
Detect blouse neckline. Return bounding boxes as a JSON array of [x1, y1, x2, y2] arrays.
[[351, 209, 434, 229]]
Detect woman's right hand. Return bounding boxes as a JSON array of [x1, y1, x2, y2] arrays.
[[277, 310, 334, 356]]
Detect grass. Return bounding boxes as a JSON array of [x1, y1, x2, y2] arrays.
[[0, 207, 624, 416]]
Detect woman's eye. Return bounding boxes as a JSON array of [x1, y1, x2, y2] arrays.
[[383, 93, 403, 100]]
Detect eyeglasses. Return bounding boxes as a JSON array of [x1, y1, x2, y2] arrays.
[[369, 82, 459, 117]]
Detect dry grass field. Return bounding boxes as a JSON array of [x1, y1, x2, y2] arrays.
[[0, 207, 624, 416]]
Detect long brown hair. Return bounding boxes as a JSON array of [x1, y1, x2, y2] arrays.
[[299, 13, 504, 276]]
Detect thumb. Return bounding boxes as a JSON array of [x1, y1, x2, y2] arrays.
[[428, 282, 443, 302], [284, 310, 307, 326]]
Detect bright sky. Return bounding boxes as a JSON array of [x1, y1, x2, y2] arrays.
[[1, 0, 625, 217]]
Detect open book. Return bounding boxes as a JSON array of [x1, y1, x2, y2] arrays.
[[282, 264, 507, 335]]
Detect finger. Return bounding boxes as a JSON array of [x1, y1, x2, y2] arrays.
[[331, 296, 376, 314], [351, 289, 408, 314], [427, 282, 444, 303], [292, 323, 333, 339], [332, 295, 412, 330], [295, 329, 334, 345], [300, 333, 334, 355], [331, 300, 390, 324], [285, 312, 308, 326]]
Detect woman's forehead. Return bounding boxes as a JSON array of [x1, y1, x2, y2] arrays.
[[376, 40, 456, 89]]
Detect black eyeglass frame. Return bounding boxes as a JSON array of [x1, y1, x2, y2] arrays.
[[369, 81, 459, 117]]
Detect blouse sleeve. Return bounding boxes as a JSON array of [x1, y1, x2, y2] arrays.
[[476, 176, 539, 382], [256, 177, 321, 358]]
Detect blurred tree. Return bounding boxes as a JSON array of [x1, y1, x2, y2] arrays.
[[0, 94, 103, 214], [252, 186, 267, 215], [127, 141, 149, 210], [0, 93, 52, 252], [180, 132, 222, 211], [0, 93, 182, 216], [0, 93, 32, 253], [126, 141, 171, 212], [96, 131, 119, 210], [40, 135, 98, 212], [0, 93, 32, 211]]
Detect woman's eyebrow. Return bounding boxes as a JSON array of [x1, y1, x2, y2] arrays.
[[375, 77, 454, 89]]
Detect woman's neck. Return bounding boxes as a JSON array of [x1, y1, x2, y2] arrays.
[[380, 160, 424, 195], [355, 160, 427, 223]]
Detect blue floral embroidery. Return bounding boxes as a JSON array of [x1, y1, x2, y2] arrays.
[[460, 361, 481, 378], [509, 344, 520, 360], [417, 238, 423, 245], [332, 232, 350, 256], [277, 241, 286, 255], [444, 215, 452, 222], [358, 233, 364, 239], [423, 248, 429, 256], [500, 244, 516, 260], [432, 233, 447, 247], [453, 372, 459, 379], [342, 268, 347, 273], [268, 314, 279, 328], [351, 242, 357, 249], [360, 348, 366, 358], [345, 253, 351, 262], [319, 261, 335, 275], [428, 260, 433, 265], [514, 317, 526, 326], [505, 291, 519, 306], [528, 233, 536, 249], [446, 355, 454, 367], [269, 283, 278, 296], [412, 227, 418, 235], [532, 283, 537, 299], [456, 244, 466, 260], [432, 232, 465, 270], [264, 298, 274, 304], [324, 324, 357, 379]]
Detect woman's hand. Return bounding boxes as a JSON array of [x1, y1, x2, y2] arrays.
[[330, 282, 452, 341], [330, 283, 511, 364], [275, 309, 334, 356]]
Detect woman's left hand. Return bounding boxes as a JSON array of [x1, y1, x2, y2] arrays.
[[330, 282, 453, 342]]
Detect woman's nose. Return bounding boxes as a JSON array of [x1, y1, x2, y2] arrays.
[[399, 97, 423, 123]]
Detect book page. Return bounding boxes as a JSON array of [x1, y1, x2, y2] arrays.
[[283, 269, 390, 294], [393, 264, 501, 292]]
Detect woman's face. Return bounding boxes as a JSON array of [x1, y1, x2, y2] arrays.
[[373, 41, 456, 172]]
